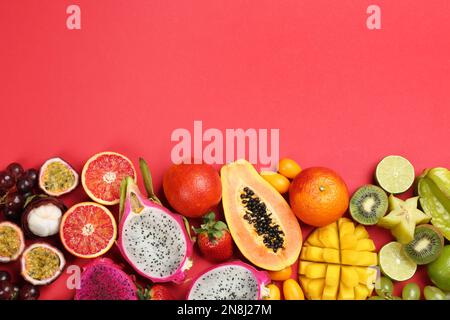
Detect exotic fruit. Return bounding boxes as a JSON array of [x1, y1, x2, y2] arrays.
[[60, 202, 117, 258], [118, 173, 194, 283], [75, 258, 138, 300], [377, 195, 430, 244], [0, 222, 25, 262], [417, 167, 450, 241], [220, 159, 302, 271], [187, 261, 270, 300], [289, 167, 349, 227], [163, 163, 222, 218], [39, 158, 79, 196], [298, 218, 378, 300], [21, 196, 66, 238], [82, 152, 136, 205], [21, 243, 65, 285]]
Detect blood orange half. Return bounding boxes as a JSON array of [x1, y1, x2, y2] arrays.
[[60, 202, 117, 258], [82, 151, 136, 205]]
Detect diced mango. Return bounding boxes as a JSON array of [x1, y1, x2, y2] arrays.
[[307, 279, 325, 298], [322, 285, 339, 300], [305, 263, 327, 279], [318, 225, 339, 249], [341, 250, 377, 266], [299, 276, 310, 288], [354, 284, 370, 300], [354, 225, 369, 240], [325, 265, 340, 286], [298, 261, 313, 275], [298, 276, 311, 299], [355, 239, 376, 251], [300, 218, 378, 300], [306, 230, 324, 247], [355, 252, 378, 266], [355, 267, 378, 289], [338, 218, 352, 227], [304, 247, 324, 262], [341, 250, 358, 265], [339, 221, 355, 237], [340, 234, 358, 250], [322, 248, 340, 263], [300, 248, 308, 260], [338, 284, 355, 300], [340, 266, 359, 288]]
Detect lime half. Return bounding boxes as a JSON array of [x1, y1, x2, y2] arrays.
[[379, 242, 417, 281], [375, 155, 415, 194]]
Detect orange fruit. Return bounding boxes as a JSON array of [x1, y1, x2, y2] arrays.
[[283, 279, 305, 300], [260, 171, 290, 194], [81, 151, 136, 205], [60, 202, 117, 258], [289, 167, 349, 227], [268, 266, 292, 281], [278, 158, 302, 179]]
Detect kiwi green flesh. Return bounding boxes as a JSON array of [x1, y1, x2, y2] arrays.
[[403, 224, 444, 265], [350, 185, 388, 225]]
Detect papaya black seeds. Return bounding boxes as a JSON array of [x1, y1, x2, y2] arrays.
[[241, 187, 284, 252]]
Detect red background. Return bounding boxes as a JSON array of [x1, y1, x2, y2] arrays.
[[0, 0, 449, 299]]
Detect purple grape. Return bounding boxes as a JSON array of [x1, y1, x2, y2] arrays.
[[19, 284, 40, 300], [5, 193, 25, 212], [25, 169, 39, 187], [0, 271, 11, 282], [16, 177, 33, 194], [6, 163, 24, 179], [3, 207, 20, 221], [0, 171, 15, 190], [0, 280, 13, 300], [11, 285, 20, 300]]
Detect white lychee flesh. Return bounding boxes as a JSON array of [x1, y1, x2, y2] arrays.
[[27, 203, 62, 237]]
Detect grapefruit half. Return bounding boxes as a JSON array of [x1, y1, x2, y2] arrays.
[[82, 151, 136, 205], [60, 202, 117, 258]]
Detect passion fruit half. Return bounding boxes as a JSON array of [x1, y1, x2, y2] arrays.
[[0, 221, 25, 263], [21, 243, 66, 285], [39, 157, 79, 196]]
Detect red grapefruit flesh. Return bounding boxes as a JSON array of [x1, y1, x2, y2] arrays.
[[60, 202, 117, 258], [82, 152, 136, 205]]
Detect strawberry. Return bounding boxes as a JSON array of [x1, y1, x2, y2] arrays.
[[194, 212, 233, 262], [137, 284, 174, 300]]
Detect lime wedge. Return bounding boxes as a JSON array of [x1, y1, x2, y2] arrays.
[[379, 242, 417, 281], [375, 155, 415, 194]]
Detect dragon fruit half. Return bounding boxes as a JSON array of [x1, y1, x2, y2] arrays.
[[187, 261, 270, 300], [117, 173, 194, 283], [75, 258, 138, 300]]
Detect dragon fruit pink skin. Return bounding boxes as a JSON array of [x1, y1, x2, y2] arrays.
[[75, 258, 138, 300], [117, 177, 194, 283], [186, 261, 270, 300]]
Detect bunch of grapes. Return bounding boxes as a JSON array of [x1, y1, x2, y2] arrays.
[[0, 163, 39, 221], [0, 270, 40, 300]]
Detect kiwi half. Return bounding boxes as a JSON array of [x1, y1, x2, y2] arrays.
[[403, 224, 444, 265], [349, 184, 388, 225]]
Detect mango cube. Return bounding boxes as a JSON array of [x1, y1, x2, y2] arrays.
[[298, 218, 378, 300]]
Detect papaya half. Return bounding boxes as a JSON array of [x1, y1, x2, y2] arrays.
[[221, 159, 302, 271]]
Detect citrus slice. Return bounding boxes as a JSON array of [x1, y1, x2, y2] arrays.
[[375, 155, 415, 194], [379, 242, 417, 281], [60, 202, 117, 258], [82, 152, 136, 205]]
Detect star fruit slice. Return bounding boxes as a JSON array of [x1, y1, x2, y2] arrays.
[[377, 195, 430, 244]]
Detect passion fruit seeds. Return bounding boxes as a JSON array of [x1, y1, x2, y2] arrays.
[[0, 222, 25, 262], [21, 243, 66, 285], [39, 158, 79, 197]]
